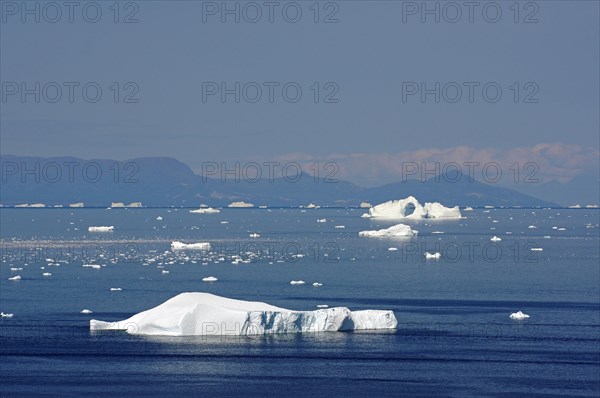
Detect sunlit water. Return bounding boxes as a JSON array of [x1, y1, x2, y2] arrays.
[[1, 207, 599, 397]]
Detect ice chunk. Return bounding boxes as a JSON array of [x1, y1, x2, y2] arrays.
[[424, 252, 441, 259], [190, 207, 220, 214], [368, 196, 461, 219], [316, 218, 327, 223], [202, 276, 218, 282], [249, 233, 260, 238], [90, 292, 397, 336], [1, 312, 14, 318], [228, 201, 254, 208], [69, 202, 84, 208], [171, 241, 211, 251], [81, 309, 93, 314], [464, 207, 474, 211], [509, 311, 530, 320], [110, 287, 122, 291], [156, 216, 163, 220], [359, 224, 417, 238], [530, 247, 543, 251], [42, 272, 52, 277], [312, 282, 323, 287], [360, 202, 372, 208], [490, 236, 502, 242], [290, 280, 306, 285], [8, 275, 21, 281], [88, 226, 114, 232]]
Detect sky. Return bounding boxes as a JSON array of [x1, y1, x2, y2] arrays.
[[1, 0, 599, 189]]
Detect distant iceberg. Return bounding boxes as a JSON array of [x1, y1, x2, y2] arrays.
[[360, 202, 372, 208], [89, 292, 397, 336], [88, 226, 114, 232], [228, 201, 254, 208], [364, 196, 461, 219], [509, 311, 530, 320], [69, 202, 84, 208], [110, 202, 126, 208], [190, 207, 220, 214], [171, 241, 211, 251], [359, 223, 417, 238]]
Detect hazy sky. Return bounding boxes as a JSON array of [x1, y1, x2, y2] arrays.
[[1, 0, 598, 186]]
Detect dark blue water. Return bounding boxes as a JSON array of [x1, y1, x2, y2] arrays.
[[1, 207, 599, 397]]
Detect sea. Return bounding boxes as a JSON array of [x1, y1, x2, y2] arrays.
[[1, 207, 599, 397]]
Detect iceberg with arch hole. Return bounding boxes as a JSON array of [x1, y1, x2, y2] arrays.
[[89, 292, 397, 336], [363, 196, 461, 219]]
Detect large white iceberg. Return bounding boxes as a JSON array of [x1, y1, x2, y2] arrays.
[[228, 201, 254, 208], [88, 226, 114, 232], [190, 207, 220, 214], [89, 292, 397, 336], [359, 223, 417, 238], [171, 241, 211, 251], [364, 196, 461, 219]]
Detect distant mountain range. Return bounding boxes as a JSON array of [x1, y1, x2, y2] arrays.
[[0, 155, 562, 207]]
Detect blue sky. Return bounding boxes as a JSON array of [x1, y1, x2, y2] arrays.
[[1, 1, 598, 187]]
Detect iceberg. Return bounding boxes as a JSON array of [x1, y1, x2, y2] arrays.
[[1, 312, 14, 318], [88, 226, 114, 232], [127, 202, 143, 208], [360, 202, 372, 208], [8, 275, 21, 281], [111, 202, 126, 208], [365, 196, 461, 220], [490, 236, 502, 242], [290, 280, 306, 285], [81, 309, 93, 314], [190, 207, 220, 214], [509, 311, 530, 320], [202, 276, 218, 282], [89, 292, 397, 336], [359, 224, 417, 238], [424, 252, 441, 259], [228, 201, 254, 208], [171, 241, 211, 251], [69, 202, 84, 207]]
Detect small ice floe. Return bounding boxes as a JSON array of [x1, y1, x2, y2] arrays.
[[1, 312, 14, 318], [557, 228, 566, 231], [316, 218, 327, 223], [202, 276, 218, 282], [334, 225, 346, 229], [110, 287, 122, 291], [528, 225, 537, 229], [83, 264, 101, 269], [249, 233, 260, 238], [42, 272, 52, 277], [81, 309, 93, 314], [220, 221, 229, 224], [290, 280, 306, 285], [388, 247, 398, 251], [312, 282, 323, 287], [490, 236, 502, 242], [530, 247, 543, 251], [156, 216, 163, 220], [171, 241, 211, 251], [431, 231, 444, 234], [464, 207, 474, 211], [162, 270, 170, 274], [10, 267, 23, 271], [509, 311, 530, 320], [543, 235, 551, 239], [316, 304, 329, 308], [88, 226, 114, 232], [424, 252, 441, 260]]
